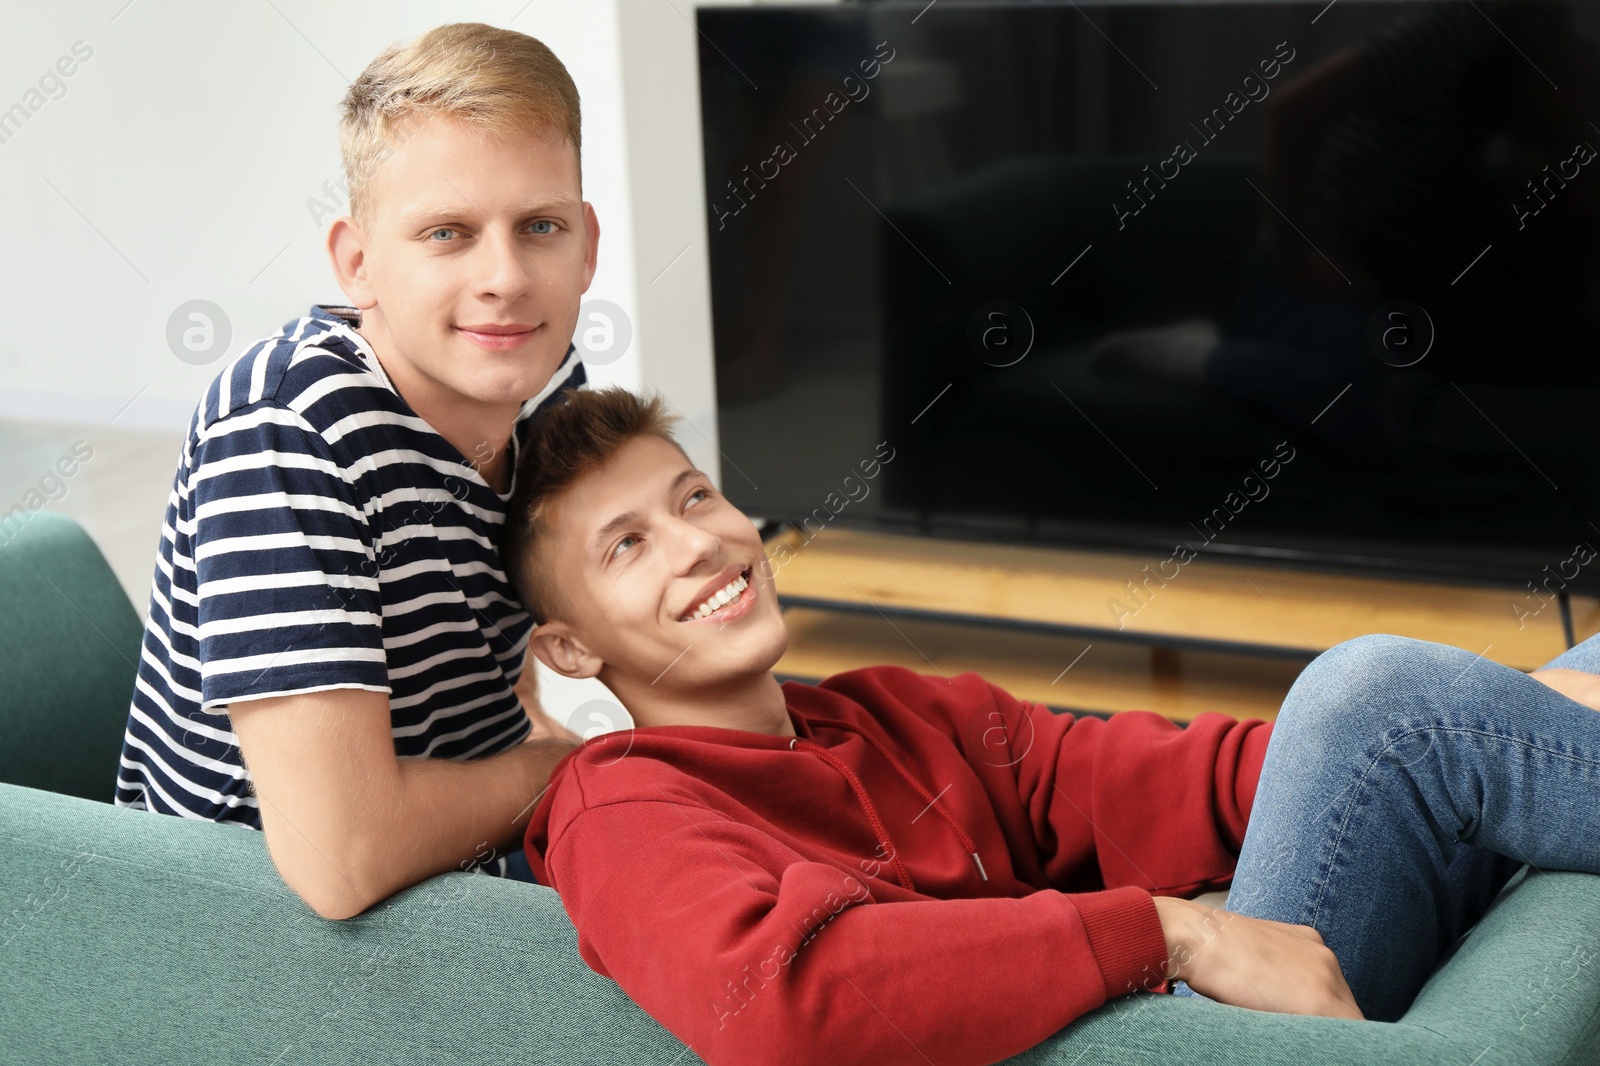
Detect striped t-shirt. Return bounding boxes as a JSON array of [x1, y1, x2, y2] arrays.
[[113, 303, 586, 879]]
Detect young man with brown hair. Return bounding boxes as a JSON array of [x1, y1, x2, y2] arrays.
[[503, 384, 1600, 1066], [501, 386, 1325, 1065]]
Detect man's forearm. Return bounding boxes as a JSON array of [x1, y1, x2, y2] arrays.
[[338, 735, 577, 915]]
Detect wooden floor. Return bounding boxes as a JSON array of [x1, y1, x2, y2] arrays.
[[0, 418, 183, 616]]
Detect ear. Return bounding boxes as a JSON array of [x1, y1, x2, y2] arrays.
[[529, 620, 604, 681], [327, 214, 377, 310], [579, 201, 600, 293]]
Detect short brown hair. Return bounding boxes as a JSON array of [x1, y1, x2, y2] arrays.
[[339, 22, 582, 230], [503, 387, 686, 626]]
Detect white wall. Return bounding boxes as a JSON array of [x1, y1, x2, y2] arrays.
[[616, 0, 722, 479]]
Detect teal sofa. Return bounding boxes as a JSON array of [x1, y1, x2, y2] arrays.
[[4, 512, 1599, 1065]]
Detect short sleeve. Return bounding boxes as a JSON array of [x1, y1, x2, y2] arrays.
[[188, 401, 387, 709]]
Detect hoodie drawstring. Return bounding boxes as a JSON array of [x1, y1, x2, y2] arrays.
[[790, 720, 988, 891], [792, 737, 918, 891]]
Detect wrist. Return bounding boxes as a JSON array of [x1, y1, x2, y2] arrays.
[[1152, 896, 1210, 981]]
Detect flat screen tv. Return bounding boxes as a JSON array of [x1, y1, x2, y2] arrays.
[[695, 0, 1600, 596]]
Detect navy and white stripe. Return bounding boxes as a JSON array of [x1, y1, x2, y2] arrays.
[[114, 303, 585, 878]]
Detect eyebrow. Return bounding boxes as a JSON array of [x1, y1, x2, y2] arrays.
[[398, 196, 579, 228], [588, 468, 709, 559]]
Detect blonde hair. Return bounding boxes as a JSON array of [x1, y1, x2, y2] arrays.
[[338, 22, 582, 229]]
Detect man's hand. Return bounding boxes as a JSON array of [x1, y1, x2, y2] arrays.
[[1154, 895, 1364, 1020], [514, 652, 582, 743], [1529, 668, 1600, 712]]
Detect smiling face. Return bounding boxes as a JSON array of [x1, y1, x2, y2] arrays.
[[527, 434, 789, 695], [331, 110, 599, 422]]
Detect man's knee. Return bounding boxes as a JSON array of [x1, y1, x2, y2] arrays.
[[1296, 633, 1449, 691], [1279, 634, 1461, 738]]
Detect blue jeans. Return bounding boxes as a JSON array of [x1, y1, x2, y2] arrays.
[[1171, 631, 1600, 1020], [503, 847, 540, 884]]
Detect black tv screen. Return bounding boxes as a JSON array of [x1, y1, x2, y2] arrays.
[[696, 0, 1600, 591]]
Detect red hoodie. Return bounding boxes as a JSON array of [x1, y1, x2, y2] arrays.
[[524, 665, 1272, 1066]]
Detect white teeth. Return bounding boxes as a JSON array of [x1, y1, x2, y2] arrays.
[[684, 572, 748, 621]]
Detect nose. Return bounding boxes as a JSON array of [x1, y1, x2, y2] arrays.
[[475, 223, 536, 301], [667, 514, 721, 578]]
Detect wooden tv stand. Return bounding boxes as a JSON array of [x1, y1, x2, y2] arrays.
[[760, 526, 1600, 723]]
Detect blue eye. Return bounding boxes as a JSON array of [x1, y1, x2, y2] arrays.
[[427, 227, 458, 241], [529, 220, 557, 235], [611, 534, 639, 560]]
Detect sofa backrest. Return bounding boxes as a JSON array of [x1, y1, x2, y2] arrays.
[[0, 511, 142, 802], [0, 780, 699, 1065]]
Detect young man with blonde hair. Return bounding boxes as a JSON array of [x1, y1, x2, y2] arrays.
[[114, 23, 595, 919], [505, 385, 1600, 1066]]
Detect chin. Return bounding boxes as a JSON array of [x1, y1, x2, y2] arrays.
[[728, 620, 790, 676], [459, 365, 565, 407]]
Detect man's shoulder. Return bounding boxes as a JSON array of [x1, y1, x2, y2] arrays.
[[525, 730, 717, 854], [537, 718, 803, 832], [560, 728, 719, 802], [190, 304, 397, 441]]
